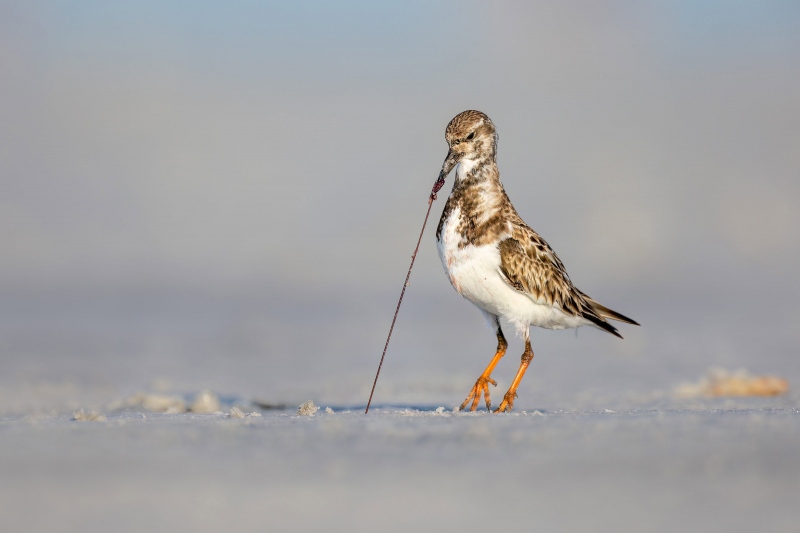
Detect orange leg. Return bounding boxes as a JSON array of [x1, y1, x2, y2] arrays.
[[494, 339, 534, 413], [459, 328, 507, 411]]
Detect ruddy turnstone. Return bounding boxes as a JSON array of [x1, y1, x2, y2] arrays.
[[433, 110, 639, 413]]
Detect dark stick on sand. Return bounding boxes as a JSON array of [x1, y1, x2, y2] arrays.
[[365, 178, 446, 414]]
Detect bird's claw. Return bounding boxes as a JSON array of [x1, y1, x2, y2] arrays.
[[459, 376, 497, 412], [493, 390, 518, 413]]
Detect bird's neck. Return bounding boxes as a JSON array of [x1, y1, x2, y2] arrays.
[[438, 154, 513, 246], [451, 155, 509, 223], [454, 154, 499, 188]]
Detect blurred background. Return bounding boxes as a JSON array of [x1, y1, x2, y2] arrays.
[[2, 0, 799, 414]]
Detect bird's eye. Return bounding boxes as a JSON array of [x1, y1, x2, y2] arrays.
[[466, 131, 476, 141]]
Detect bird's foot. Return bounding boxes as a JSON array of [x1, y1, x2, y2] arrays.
[[493, 389, 519, 413], [459, 375, 497, 412]]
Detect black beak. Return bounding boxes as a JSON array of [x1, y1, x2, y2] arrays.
[[431, 148, 459, 199]]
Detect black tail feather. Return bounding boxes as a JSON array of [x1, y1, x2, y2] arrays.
[[578, 291, 640, 327], [584, 313, 624, 339]]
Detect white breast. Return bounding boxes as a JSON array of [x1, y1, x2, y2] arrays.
[[437, 205, 592, 336]]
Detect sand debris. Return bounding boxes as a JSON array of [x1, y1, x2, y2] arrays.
[[297, 401, 319, 416], [228, 407, 261, 418], [111, 390, 227, 414], [116, 392, 186, 413], [189, 390, 221, 413], [677, 368, 789, 398], [72, 409, 107, 422]]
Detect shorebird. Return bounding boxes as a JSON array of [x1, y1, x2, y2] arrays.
[[434, 110, 639, 413]]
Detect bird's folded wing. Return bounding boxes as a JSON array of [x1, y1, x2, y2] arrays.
[[497, 229, 592, 319]]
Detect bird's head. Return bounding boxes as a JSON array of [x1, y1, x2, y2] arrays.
[[433, 110, 497, 195]]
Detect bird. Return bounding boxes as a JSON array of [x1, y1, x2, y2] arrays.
[[433, 110, 639, 413]]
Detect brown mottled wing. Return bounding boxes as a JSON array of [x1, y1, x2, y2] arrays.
[[498, 228, 583, 315], [497, 226, 623, 337]]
